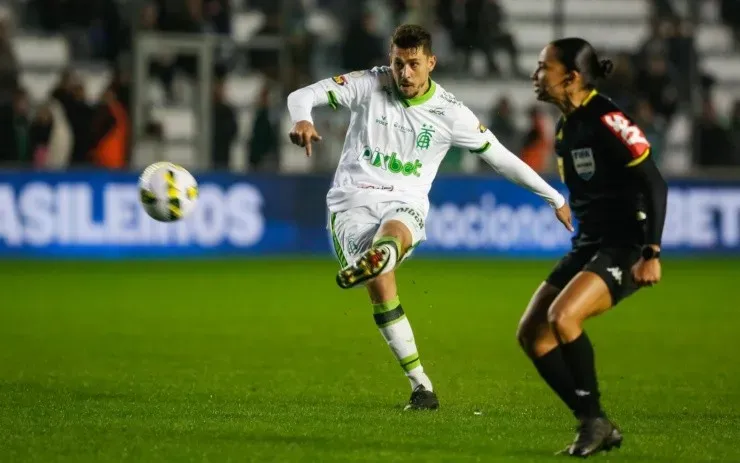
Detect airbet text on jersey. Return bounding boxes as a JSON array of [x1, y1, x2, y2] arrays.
[[361, 147, 423, 177]]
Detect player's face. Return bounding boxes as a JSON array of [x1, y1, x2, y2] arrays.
[[390, 46, 436, 99], [532, 45, 569, 103]]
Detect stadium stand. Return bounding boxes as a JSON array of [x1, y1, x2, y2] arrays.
[[2, 0, 739, 173]]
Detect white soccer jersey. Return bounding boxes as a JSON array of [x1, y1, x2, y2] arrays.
[[287, 66, 564, 215]]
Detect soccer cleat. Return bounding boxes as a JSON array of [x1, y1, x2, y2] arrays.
[[403, 385, 439, 411], [604, 426, 623, 451], [336, 246, 391, 289], [564, 417, 622, 458]]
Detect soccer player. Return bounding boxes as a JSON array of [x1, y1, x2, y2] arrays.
[[518, 37, 668, 456], [287, 24, 572, 410]]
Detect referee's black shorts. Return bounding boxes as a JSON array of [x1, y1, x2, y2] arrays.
[[546, 244, 642, 305]]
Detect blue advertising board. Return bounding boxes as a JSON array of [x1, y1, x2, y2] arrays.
[[0, 171, 738, 258]]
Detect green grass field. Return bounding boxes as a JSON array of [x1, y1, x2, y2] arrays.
[[1, 259, 739, 462]]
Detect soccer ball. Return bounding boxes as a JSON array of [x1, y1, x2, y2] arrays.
[[138, 162, 199, 222]]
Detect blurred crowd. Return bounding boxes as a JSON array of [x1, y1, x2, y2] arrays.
[[0, 0, 254, 170], [0, 0, 738, 173], [485, 1, 740, 173]]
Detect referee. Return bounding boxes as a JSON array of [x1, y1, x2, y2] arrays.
[[516, 38, 668, 457]]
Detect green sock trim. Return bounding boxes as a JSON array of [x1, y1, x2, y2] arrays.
[[400, 353, 421, 372], [377, 313, 406, 329], [373, 299, 405, 327], [373, 296, 400, 314]]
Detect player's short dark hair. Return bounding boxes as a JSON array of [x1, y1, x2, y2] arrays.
[[550, 38, 613, 89], [391, 24, 433, 55]]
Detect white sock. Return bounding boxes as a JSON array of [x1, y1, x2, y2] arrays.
[[373, 296, 433, 391]]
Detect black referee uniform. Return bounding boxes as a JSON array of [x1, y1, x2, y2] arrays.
[[547, 90, 668, 303]]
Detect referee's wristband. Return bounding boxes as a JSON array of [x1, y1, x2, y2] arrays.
[[641, 246, 661, 260]]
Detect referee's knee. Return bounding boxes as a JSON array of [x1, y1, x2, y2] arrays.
[[515, 321, 530, 350], [547, 304, 580, 338], [516, 317, 541, 355]]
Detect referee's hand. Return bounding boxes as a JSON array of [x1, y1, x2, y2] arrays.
[[632, 257, 661, 287], [554, 204, 574, 232], [289, 120, 322, 157]]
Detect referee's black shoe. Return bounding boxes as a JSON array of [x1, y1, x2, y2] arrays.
[[403, 385, 439, 411], [564, 417, 622, 457]]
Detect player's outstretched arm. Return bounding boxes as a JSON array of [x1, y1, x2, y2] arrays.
[[478, 138, 573, 232], [286, 70, 376, 157], [451, 106, 573, 231], [477, 137, 564, 207]]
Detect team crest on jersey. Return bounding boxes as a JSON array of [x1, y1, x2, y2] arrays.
[[332, 75, 347, 86], [416, 124, 435, 150], [571, 148, 595, 180], [478, 122, 487, 133]]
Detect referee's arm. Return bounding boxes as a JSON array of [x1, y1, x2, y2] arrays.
[[625, 149, 668, 249], [599, 112, 668, 249]]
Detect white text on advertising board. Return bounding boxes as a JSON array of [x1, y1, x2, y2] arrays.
[[425, 189, 740, 250], [0, 182, 265, 247]]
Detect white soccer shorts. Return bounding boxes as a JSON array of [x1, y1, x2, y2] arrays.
[[327, 201, 427, 267]]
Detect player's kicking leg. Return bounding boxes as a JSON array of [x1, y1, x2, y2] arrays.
[[330, 205, 437, 410], [336, 219, 407, 289]]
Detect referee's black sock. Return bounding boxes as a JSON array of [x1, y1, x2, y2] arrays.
[[560, 331, 604, 419], [532, 347, 579, 414]]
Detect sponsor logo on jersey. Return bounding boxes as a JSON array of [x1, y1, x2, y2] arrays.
[[357, 183, 394, 191], [375, 115, 388, 126], [393, 121, 414, 134], [571, 147, 595, 181], [428, 107, 445, 116], [395, 207, 425, 230], [416, 124, 435, 150], [360, 147, 423, 177], [439, 91, 461, 106], [600, 112, 650, 158], [332, 75, 347, 86]]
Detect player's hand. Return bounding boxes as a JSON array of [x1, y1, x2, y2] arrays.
[[289, 120, 322, 157], [631, 257, 661, 287], [555, 204, 574, 232]]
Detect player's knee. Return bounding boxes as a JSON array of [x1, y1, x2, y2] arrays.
[[517, 311, 548, 353]]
